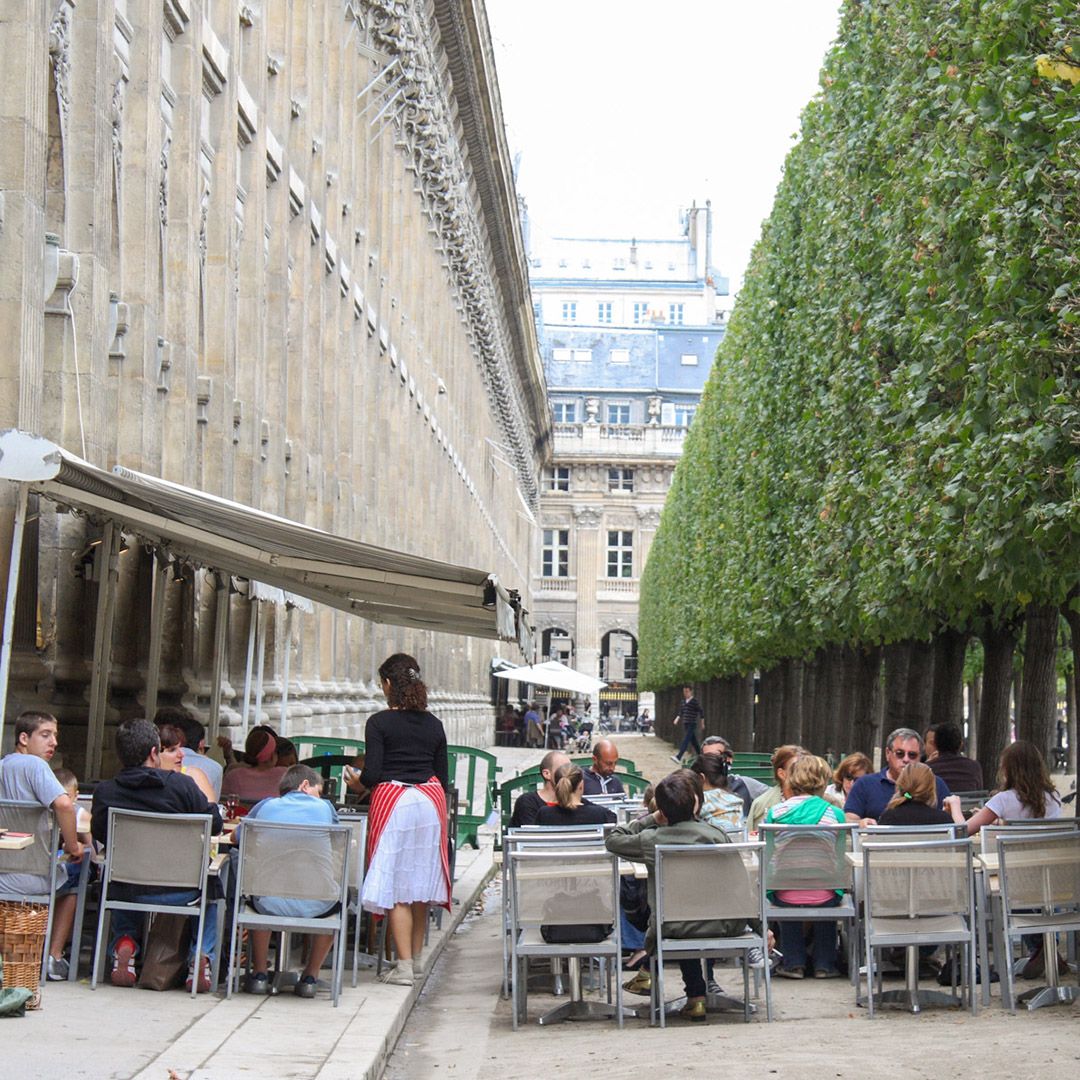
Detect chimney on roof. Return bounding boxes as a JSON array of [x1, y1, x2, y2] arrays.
[[630, 237, 637, 267]]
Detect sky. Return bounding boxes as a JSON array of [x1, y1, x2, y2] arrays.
[[484, 0, 846, 299]]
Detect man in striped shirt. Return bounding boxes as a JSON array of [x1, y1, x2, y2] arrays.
[[671, 686, 704, 762]]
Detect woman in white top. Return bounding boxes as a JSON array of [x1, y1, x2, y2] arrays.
[[946, 740, 1061, 834]]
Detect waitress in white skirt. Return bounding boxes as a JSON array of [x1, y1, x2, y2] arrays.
[[344, 653, 450, 985]]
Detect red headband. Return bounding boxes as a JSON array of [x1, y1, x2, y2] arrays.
[[254, 732, 277, 764]]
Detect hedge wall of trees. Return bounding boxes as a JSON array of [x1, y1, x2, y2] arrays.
[[640, 0, 1080, 776]]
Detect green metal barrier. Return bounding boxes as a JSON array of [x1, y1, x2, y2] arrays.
[[296, 736, 364, 792]]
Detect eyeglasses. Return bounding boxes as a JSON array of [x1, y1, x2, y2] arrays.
[[890, 749, 921, 760]]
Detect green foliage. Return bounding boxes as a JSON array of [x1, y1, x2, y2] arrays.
[[640, 0, 1080, 691]]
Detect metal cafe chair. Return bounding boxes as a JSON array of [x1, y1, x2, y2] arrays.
[[652, 841, 772, 1027], [227, 817, 352, 1006], [508, 847, 622, 1029], [760, 821, 859, 982], [0, 799, 61, 982], [992, 830, 1080, 1014], [860, 837, 977, 1018], [90, 808, 217, 998]]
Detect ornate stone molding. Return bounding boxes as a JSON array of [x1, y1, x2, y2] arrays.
[[599, 615, 638, 637], [49, 3, 73, 137], [636, 506, 662, 529], [572, 504, 603, 529], [357, 0, 540, 511], [159, 135, 171, 227]]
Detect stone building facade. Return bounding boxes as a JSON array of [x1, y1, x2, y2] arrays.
[[526, 206, 724, 716], [0, 0, 547, 767]]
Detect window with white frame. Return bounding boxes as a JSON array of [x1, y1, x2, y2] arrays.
[[632, 302, 649, 325], [608, 467, 634, 492], [543, 466, 570, 491], [609, 348, 630, 365], [675, 404, 696, 427], [573, 349, 592, 364], [606, 530, 633, 578], [552, 401, 576, 423], [562, 302, 577, 322], [606, 402, 631, 425], [681, 353, 698, 365], [542, 529, 570, 578], [613, 257, 626, 270], [552, 347, 572, 363], [669, 303, 684, 325], [597, 302, 612, 324]]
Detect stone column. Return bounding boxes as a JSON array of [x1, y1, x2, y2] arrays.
[[573, 504, 603, 680]]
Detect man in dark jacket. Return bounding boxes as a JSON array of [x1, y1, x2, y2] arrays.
[[92, 718, 222, 991], [926, 723, 983, 792]]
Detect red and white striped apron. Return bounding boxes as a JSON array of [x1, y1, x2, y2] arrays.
[[366, 776, 452, 912]]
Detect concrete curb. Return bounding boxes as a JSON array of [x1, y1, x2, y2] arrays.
[[347, 845, 498, 1080]]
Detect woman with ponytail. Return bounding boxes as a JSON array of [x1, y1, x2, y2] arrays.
[[220, 725, 288, 802], [535, 763, 617, 827], [344, 654, 451, 986]]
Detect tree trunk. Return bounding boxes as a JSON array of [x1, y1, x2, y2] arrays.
[[978, 621, 1018, 787], [904, 638, 935, 733], [734, 673, 755, 752], [1017, 602, 1059, 764], [783, 657, 805, 746], [801, 656, 819, 753], [966, 676, 981, 761], [813, 648, 839, 759], [883, 640, 911, 740], [931, 627, 969, 729], [852, 645, 883, 757], [1061, 593, 1080, 776], [1065, 670, 1076, 776], [757, 665, 783, 752]]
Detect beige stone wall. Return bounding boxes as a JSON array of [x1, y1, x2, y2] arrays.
[[0, 0, 546, 766]]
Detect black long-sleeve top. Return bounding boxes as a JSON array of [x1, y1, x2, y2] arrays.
[[359, 709, 449, 791]]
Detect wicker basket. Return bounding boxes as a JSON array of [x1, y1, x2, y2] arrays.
[[0, 900, 48, 1009]]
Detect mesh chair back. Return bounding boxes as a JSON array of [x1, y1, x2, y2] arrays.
[[656, 842, 760, 924], [107, 809, 213, 890], [761, 822, 854, 893], [511, 850, 616, 926], [0, 800, 56, 880], [982, 819, 1079, 854], [238, 819, 349, 902], [858, 824, 964, 847], [863, 839, 972, 918], [996, 831, 1080, 910]]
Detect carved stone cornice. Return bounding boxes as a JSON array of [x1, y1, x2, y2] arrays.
[[599, 615, 638, 637], [572, 505, 603, 529], [357, 0, 544, 511], [636, 506, 662, 529]]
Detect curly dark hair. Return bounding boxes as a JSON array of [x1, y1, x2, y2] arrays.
[[378, 652, 428, 711]]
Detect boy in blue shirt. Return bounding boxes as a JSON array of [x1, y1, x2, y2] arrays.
[[240, 764, 340, 997]]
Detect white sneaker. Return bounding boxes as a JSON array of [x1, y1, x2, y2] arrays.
[[746, 947, 765, 969], [377, 964, 414, 987], [670, 754, 681, 763], [46, 955, 69, 981], [706, 978, 724, 996]]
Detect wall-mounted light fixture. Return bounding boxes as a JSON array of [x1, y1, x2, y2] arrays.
[[44, 233, 61, 301]]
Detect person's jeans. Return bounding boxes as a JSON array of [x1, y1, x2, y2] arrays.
[[679, 958, 707, 998], [620, 911, 646, 951], [110, 890, 218, 963], [772, 895, 840, 973], [676, 727, 702, 758]]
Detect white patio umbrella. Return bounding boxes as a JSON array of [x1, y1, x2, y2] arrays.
[[493, 659, 606, 697]]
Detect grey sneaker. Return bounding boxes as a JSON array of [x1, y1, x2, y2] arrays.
[[248, 971, 270, 995], [46, 955, 69, 981], [746, 947, 766, 969], [706, 978, 724, 996], [294, 974, 318, 998]]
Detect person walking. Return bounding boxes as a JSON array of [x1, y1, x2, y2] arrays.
[[671, 685, 704, 762]]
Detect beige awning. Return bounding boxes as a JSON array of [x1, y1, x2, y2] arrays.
[[0, 431, 527, 642]]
